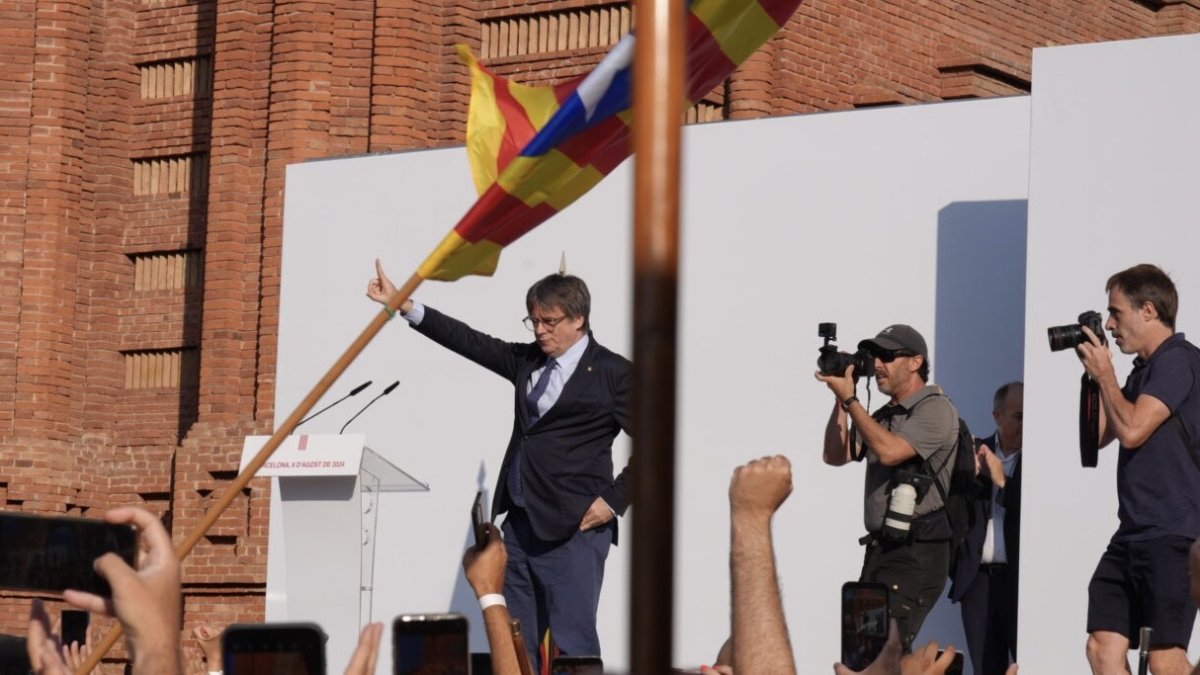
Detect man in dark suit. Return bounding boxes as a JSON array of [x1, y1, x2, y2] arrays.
[[368, 260, 631, 666], [950, 381, 1023, 675]]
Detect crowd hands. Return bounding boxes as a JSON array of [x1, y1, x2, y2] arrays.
[[24, 489, 1200, 674], [467, 454, 1024, 675], [23, 505, 384, 675], [726, 455, 1018, 675]]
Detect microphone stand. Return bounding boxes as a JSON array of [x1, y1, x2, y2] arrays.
[[340, 381, 400, 433], [296, 380, 371, 427]]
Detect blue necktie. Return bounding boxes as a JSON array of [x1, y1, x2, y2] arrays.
[[525, 358, 557, 423], [510, 358, 556, 507]]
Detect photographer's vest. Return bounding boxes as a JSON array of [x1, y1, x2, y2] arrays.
[[856, 386, 959, 541]]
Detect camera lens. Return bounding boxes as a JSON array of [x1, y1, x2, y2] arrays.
[[882, 483, 917, 541], [1047, 324, 1084, 352]]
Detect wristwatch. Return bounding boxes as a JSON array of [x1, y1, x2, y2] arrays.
[[840, 395, 858, 412]]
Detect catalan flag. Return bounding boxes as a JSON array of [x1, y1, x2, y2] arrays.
[[418, 0, 805, 281]]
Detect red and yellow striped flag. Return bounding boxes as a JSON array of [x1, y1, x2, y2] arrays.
[[418, 0, 805, 281]]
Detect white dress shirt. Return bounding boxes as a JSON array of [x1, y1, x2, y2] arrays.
[[980, 439, 1020, 564]]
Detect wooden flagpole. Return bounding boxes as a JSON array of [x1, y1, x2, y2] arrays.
[[77, 273, 425, 674], [630, 0, 684, 668]]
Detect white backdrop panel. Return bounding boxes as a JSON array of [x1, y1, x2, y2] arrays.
[[277, 94, 1031, 673], [1022, 33, 1200, 674]]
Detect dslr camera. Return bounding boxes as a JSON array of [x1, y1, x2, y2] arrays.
[[881, 468, 934, 542], [1047, 310, 1106, 352], [818, 323, 876, 380]]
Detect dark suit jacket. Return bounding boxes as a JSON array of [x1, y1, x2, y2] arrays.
[[949, 433, 1022, 601], [413, 306, 632, 543]]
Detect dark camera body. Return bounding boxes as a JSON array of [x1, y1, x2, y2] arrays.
[[818, 323, 876, 379], [892, 468, 934, 502], [879, 467, 936, 541], [1048, 310, 1106, 352]]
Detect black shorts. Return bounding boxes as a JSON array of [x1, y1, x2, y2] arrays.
[[1086, 535, 1198, 649]]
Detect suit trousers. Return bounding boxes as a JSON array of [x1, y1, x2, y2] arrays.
[[501, 507, 614, 670], [959, 564, 1017, 675]]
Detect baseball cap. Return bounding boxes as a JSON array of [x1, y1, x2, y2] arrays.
[[858, 324, 928, 359]]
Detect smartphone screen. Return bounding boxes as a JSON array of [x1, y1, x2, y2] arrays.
[[61, 609, 89, 647], [222, 623, 325, 675], [841, 581, 889, 670], [471, 492, 486, 549], [0, 511, 137, 597], [393, 613, 469, 675]]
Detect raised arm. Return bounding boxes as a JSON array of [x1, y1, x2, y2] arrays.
[[816, 367, 917, 466], [729, 455, 797, 675], [1078, 327, 1173, 449], [463, 524, 523, 675]]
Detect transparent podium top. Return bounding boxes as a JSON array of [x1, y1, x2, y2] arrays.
[[360, 446, 429, 492]]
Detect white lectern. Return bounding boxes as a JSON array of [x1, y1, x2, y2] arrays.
[[241, 434, 428, 667]]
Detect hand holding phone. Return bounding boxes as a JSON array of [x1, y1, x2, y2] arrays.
[[223, 622, 326, 675], [62, 506, 183, 675], [60, 609, 89, 647], [840, 582, 889, 670], [935, 649, 965, 675], [393, 613, 469, 675], [472, 491, 489, 549], [463, 522, 507, 599], [0, 511, 137, 597]]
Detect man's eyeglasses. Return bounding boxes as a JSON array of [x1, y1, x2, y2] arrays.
[[877, 349, 917, 363], [523, 315, 569, 331]]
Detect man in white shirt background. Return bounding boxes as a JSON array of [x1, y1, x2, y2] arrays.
[[950, 381, 1023, 675]]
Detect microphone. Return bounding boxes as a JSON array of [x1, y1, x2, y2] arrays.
[[296, 380, 372, 428], [340, 380, 400, 433]]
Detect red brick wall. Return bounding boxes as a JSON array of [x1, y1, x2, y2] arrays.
[[0, 0, 1196, 668]]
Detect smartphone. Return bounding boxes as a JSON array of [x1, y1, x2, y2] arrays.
[[471, 491, 487, 549], [61, 609, 89, 647], [222, 623, 326, 675], [393, 613, 469, 675], [841, 581, 889, 670], [0, 511, 137, 597], [551, 655, 603, 674], [936, 650, 965, 675]]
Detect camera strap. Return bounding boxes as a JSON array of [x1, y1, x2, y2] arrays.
[[1079, 374, 1101, 468], [903, 393, 955, 501]]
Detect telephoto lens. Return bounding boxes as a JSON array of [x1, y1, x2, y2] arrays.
[[881, 483, 917, 541], [1047, 324, 1085, 352], [1047, 310, 1106, 352]]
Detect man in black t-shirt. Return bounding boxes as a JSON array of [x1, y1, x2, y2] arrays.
[[1077, 264, 1200, 675]]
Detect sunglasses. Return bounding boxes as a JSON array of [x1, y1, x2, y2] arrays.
[[876, 349, 917, 363]]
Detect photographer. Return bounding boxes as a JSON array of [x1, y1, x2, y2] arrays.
[[817, 325, 960, 650], [1075, 264, 1200, 675]]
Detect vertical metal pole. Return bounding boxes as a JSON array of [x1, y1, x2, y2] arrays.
[[630, 0, 684, 668]]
